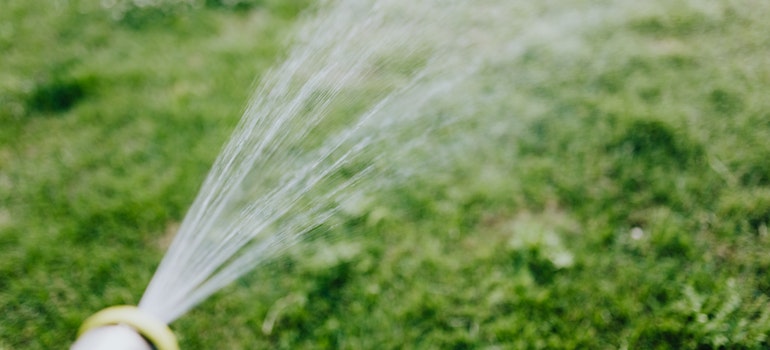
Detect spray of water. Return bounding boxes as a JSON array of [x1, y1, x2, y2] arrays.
[[138, 0, 636, 323]]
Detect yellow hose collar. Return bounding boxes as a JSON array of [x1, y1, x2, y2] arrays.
[[79, 305, 179, 350]]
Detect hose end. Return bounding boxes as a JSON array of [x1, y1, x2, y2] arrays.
[[71, 305, 178, 350]]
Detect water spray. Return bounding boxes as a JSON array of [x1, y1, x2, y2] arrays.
[[67, 0, 622, 347], [70, 306, 178, 350]]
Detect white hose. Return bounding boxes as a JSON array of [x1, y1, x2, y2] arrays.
[[70, 325, 153, 350], [71, 306, 178, 350]]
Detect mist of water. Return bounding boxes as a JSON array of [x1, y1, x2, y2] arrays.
[[138, 0, 632, 323]]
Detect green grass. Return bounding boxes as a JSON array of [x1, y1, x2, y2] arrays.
[[2, 0, 770, 349]]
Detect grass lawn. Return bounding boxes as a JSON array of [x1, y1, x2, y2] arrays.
[[2, 0, 770, 348]]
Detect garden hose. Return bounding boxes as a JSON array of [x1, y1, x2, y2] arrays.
[[71, 305, 178, 350]]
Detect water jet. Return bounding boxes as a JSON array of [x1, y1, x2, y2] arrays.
[[69, 0, 626, 347]]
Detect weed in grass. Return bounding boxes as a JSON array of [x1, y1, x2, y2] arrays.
[[26, 77, 88, 113]]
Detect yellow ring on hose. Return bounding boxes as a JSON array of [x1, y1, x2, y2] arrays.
[[79, 305, 179, 350]]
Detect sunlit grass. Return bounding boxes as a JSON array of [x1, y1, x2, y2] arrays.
[[2, 0, 770, 348]]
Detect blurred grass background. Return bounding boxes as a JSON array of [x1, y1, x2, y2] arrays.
[[2, 0, 770, 348]]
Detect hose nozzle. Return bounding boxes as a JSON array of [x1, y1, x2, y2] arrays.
[[71, 306, 178, 350]]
